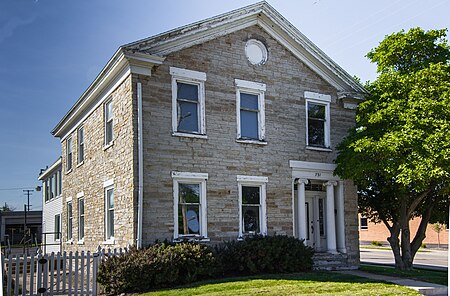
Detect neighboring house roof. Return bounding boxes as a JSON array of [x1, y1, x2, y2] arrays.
[[52, 1, 366, 138], [38, 157, 62, 181]]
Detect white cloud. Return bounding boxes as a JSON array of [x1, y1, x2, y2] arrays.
[[0, 16, 35, 43]]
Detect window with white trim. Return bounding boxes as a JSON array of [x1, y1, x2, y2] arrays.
[[170, 67, 206, 137], [104, 99, 113, 146], [78, 197, 85, 240], [235, 79, 266, 142], [67, 201, 73, 240], [77, 126, 84, 164], [105, 186, 114, 240], [54, 214, 61, 241], [171, 172, 208, 240], [66, 137, 73, 171], [305, 91, 331, 149], [237, 175, 268, 237], [360, 216, 368, 230]]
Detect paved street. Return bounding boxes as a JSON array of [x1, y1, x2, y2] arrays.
[[360, 247, 448, 270]]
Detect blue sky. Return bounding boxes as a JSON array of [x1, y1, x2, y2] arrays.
[[0, 0, 449, 211]]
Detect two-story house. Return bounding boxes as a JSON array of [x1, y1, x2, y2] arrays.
[[48, 2, 365, 268]]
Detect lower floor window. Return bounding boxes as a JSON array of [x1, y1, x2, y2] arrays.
[[105, 187, 114, 240], [238, 175, 268, 238], [67, 201, 73, 240], [78, 197, 85, 240], [54, 214, 61, 241], [172, 172, 208, 239]]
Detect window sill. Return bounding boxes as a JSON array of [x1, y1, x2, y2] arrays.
[[103, 238, 115, 245], [103, 142, 114, 151], [66, 240, 74, 245], [306, 146, 332, 152], [76, 161, 84, 168], [77, 239, 85, 245], [172, 132, 207, 139], [236, 139, 267, 145], [65, 169, 72, 175], [174, 236, 210, 243]]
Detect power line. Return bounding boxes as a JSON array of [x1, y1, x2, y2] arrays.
[[0, 187, 38, 191]]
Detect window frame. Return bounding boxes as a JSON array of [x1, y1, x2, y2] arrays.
[[305, 91, 331, 150], [54, 214, 61, 241], [170, 67, 207, 138], [235, 79, 266, 143], [67, 200, 73, 241], [360, 216, 369, 230], [78, 195, 85, 242], [104, 182, 114, 242], [171, 172, 208, 240], [237, 175, 268, 238], [104, 99, 114, 147], [66, 136, 73, 172], [77, 126, 85, 165]]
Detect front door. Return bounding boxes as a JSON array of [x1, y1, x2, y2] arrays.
[[305, 191, 327, 252]]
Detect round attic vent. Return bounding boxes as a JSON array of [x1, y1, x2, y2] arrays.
[[245, 39, 268, 65]]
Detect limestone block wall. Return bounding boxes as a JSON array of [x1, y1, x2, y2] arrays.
[[60, 75, 136, 252], [135, 23, 359, 265]]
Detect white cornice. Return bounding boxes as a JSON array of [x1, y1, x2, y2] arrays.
[[52, 49, 165, 138], [124, 2, 366, 95], [38, 157, 62, 180]]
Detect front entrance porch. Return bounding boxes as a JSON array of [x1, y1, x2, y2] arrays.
[[291, 160, 346, 254]]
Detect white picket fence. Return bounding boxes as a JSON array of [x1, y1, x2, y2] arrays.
[[1, 247, 126, 296]]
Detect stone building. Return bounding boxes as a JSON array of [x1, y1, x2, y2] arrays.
[[49, 2, 366, 268]]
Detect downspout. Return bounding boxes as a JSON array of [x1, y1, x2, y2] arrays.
[[136, 82, 144, 249]]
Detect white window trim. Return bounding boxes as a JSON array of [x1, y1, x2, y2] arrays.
[[77, 126, 85, 165], [235, 79, 266, 142], [104, 99, 114, 147], [104, 184, 115, 243], [305, 96, 331, 149], [78, 194, 85, 243], [54, 214, 61, 242], [170, 67, 207, 138], [237, 175, 268, 238], [67, 200, 73, 241], [66, 136, 73, 173], [171, 171, 208, 241]]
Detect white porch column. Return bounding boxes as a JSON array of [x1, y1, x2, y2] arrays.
[[297, 179, 308, 242], [325, 181, 337, 254], [336, 181, 346, 253]]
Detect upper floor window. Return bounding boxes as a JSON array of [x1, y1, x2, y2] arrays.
[[170, 67, 206, 138], [171, 172, 208, 240], [235, 79, 266, 142], [66, 137, 73, 172], [237, 175, 268, 238], [104, 99, 113, 146], [78, 126, 84, 164], [305, 91, 331, 149]]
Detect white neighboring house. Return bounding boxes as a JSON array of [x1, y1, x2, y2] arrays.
[[38, 157, 63, 253]]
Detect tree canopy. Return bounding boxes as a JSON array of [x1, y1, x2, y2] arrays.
[[335, 28, 450, 270]]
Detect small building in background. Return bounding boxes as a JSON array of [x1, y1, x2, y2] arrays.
[[359, 215, 449, 248], [38, 157, 63, 253], [0, 210, 42, 246]]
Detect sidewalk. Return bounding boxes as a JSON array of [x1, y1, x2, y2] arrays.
[[337, 270, 448, 296]]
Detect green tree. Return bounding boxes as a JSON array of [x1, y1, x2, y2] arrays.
[[335, 28, 450, 270]]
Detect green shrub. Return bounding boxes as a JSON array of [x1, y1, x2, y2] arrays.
[[421, 243, 427, 248], [97, 242, 217, 295], [371, 240, 383, 247], [215, 235, 314, 276]]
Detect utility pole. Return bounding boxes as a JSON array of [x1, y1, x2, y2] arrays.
[[23, 189, 33, 255]]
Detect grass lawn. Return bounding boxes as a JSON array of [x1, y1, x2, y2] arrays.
[[360, 246, 430, 252], [140, 272, 419, 295], [361, 264, 448, 286]]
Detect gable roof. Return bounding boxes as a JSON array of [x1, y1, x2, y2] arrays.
[[123, 1, 366, 95], [52, 1, 365, 139]]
